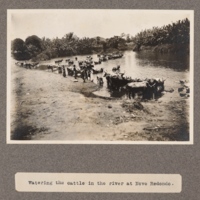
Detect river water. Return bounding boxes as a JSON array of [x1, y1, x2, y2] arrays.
[[39, 50, 190, 98]]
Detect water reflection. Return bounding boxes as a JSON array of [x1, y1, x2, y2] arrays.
[[135, 51, 189, 71]]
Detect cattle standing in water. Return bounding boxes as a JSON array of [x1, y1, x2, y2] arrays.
[[103, 73, 165, 100], [112, 65, 120, 72], [126, 82, 147, 99], [31, 62, 39, 69], [112, 53, 123, 59], [103, 71, 132, 91], [55, 59, 63, 64], [144, 78, 165, 99], [109, 77, 127, 91], [92, 68, 103, 74], [154, 78, 165, 97], [78, 61, 84, 66], [94, 60, 101, 65], [99, 55, 107, 62], [24, 63, 32, 69], [146, 79, 157, 99], [47, 65, 54, 72], [68, 60, 74, 65]]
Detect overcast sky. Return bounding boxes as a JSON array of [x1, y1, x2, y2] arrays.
[[8, 10, 192, 41]]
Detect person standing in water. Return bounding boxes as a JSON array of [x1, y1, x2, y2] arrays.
[[62, 65, 66, 77], [73, 65, 77, 79]]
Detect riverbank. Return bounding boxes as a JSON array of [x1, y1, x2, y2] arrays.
[[10, 61, 190, 141]]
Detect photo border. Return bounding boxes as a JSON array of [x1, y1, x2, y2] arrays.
[[7, 9, 194, 145]]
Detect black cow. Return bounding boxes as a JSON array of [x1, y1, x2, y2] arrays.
[[103, 72, 132, 91], [24, 63, 32, 69], [68, 61, 74, 65], [144, 78, 165, 99], [112, 65, 120, 72], [92, 68, 103, 74], [94, 60, 101, 65], [55, 59, 63, 64], [47, 65, 54, 72]]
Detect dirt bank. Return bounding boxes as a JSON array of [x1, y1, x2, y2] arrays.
[[10, 62, 190, 141]]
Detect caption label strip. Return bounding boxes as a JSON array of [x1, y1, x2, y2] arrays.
[[15, 173, 181, 193]]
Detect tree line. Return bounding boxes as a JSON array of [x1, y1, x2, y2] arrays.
[[11, 18, 190, 61], [11, 33, 129, 61], [132, 18, 190, 50]]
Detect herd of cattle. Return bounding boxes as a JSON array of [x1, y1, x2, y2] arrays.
[[15, 52, 166, 100], [15, 61, 39, 69], [103, 72, 165, 99]]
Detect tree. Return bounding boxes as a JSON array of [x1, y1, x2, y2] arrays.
[[132, 18, 190, 49], [11, 38, 30, 60], [12, 38, 25, 52], [25, 35, 43, 50], [25, 35, 43, 57]]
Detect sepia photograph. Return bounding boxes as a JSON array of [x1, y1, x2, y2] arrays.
[[7, 9, 193, 144]]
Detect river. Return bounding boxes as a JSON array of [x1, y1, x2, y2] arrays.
[[39, 50, 190, 98]]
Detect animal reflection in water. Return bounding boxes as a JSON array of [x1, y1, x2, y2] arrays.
[[103, 71, 165, 100]]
